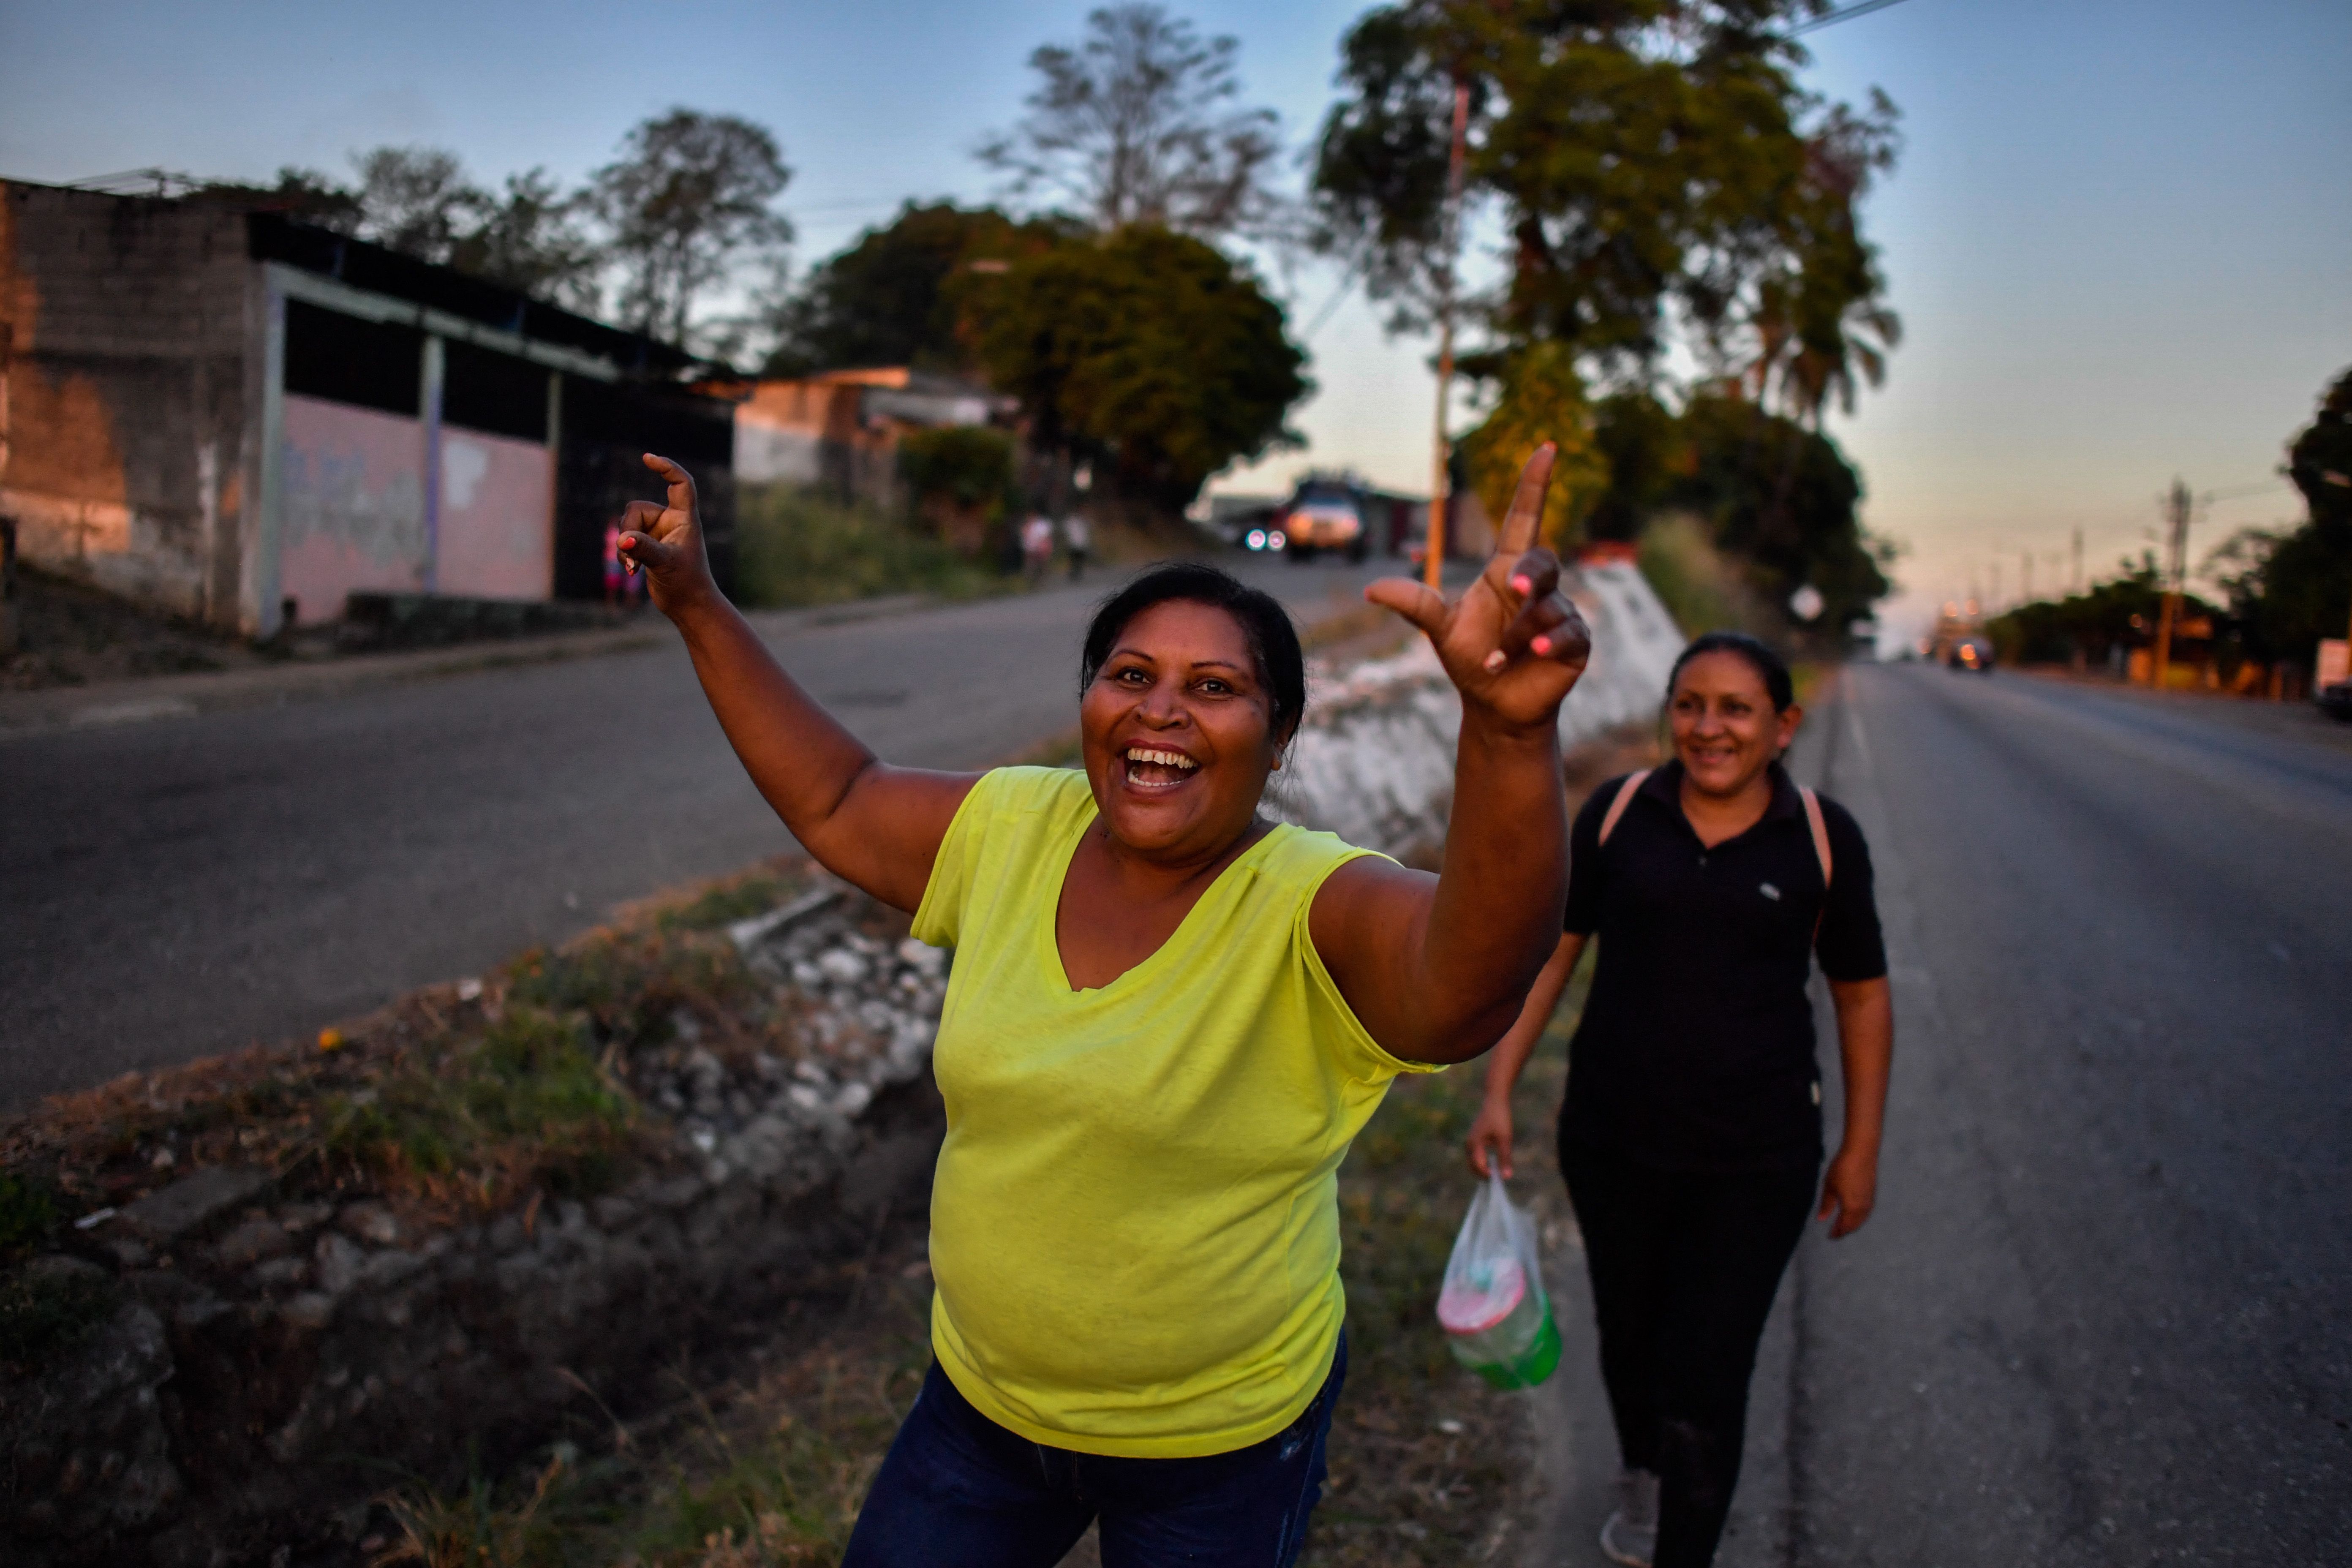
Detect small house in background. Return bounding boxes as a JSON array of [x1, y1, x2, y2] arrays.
[[735, 367, 1013, 511], [0, 177, 737, 637]]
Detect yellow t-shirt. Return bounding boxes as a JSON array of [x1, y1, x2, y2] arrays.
[[910, 765, 1435, 1458]]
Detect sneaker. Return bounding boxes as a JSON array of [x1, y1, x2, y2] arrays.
[[1599, 1467, 1659, 1567]]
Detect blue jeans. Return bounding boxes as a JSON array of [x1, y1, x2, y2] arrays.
[[841, 1336, 1348, 1568]]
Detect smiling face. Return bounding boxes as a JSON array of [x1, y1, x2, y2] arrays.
[[1079, 598, 1285, 864], [1668, 650, 1802, 799]]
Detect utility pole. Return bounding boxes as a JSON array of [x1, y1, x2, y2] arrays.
[[1425, 77, 1470, 593], [2021, 550, 2033, 605], [2150, 478, 2192, 687], [2072, 526, 2084, 595]]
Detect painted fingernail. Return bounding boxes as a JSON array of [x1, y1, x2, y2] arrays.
[[1483, 649, 1508, 673], [1532, 635, 1552, 656], [1510, 575, 1532, 595]]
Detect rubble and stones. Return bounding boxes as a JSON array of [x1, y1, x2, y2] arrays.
[[0, 879, 949, 1568]]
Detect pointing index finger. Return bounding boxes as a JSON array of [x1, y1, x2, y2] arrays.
[[1494, 442, 1559, 560], [642, 452, 695, 513]]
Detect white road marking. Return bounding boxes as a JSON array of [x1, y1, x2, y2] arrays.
[[68, 697, 197, 728], [1847, 690, 1876, 776]]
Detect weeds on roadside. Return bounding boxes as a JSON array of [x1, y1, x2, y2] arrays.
[[734, 486, 1005, 609], [376, 1454, 579, 1568], [0, 1171, 60, 1254], [0, 1262, 120, 1369], [357, 1273, 934, 1568], [318, 1008, 639, 1204]]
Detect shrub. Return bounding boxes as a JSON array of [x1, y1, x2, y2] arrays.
[[733, 485, 1002, 608], [897, 426, 1015, 514]]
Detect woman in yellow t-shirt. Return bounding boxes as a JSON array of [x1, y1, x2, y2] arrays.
[[615, 446, 1592, 1568]]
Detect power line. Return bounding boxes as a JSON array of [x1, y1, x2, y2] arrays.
[[1298, 268, 1358, 342], [2201, 479, 2290, 503], [1791, 0, 1916, 36]]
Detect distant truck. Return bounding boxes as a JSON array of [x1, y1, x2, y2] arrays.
[[1237, 476, 1371, 563]]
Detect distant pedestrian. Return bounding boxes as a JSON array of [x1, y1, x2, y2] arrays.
[[1468, 631, 1893, 1568], [615, 445, 1594, 1568], [1021, 513, 1055, 585], [1062, 512, 1092, 581]]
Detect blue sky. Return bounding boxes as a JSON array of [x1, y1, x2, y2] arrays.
[[4, 0, 2345, 642]]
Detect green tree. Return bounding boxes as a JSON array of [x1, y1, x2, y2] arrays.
[[446, 168, 603, 310], [1665, 392, 1890, 633], [349, 146, 480, 260], [966, 226, 1307, 512], [1584, 391, 1691, 543], [1986, 560, 2189, 667], [593, 109, 793, 348], [1311, 1, 1902, 625], [1733, 93, 1903, 425], [899, 426, 1018, 514], [246, 152, 600, 310], [980, 3, 1288, 242], [207, 166, 365, 231], [2210, 366, 2352, 667], [1456, 343, 1610, 550], [1312, 0, 1897, 377], [765, 203, 1070, 376]]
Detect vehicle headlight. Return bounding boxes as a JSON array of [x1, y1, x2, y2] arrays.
[[1269, 530, 1288, 550], [1245, 529, 1267, 550]]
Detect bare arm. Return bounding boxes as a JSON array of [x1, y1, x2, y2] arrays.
[[1818, 975, 1893, 1237], [1465, 933, 1585, 1177], [618, 455, 974, 912], [1309, 447, 1593, 1064]]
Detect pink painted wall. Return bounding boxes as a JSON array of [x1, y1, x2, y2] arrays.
[[278, 395, 428, 623], [436, 429, 553, 600]]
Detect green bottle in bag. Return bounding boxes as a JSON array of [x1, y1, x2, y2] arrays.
[[1436, 1169, 1562, 1390]]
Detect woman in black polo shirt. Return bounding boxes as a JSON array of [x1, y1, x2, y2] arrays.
[[1467, 631, 1893, 1568]]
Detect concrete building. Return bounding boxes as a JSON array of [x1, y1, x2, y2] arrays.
[[0, 178, 736, 637], [735, 366, 1011, 511]]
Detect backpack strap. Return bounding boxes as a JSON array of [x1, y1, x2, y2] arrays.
[[1799, 785, 1833, 947], [1597, 769, 1651, 847], [1798, 786, 1833, 887]]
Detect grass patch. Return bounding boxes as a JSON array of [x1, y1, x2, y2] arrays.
[[364, 1254, 936, 1567], [0, 1171, 61, 1255], [377, 1453, 588, 1568], [734, 485, 1007, 609], [617, 1346, 926, 1566], [0, 1263, 121, 1369], [505, 928, 757, 1043], [0, 857, 844, 1235], [320, 1009, 638, 1200], [657, 874, 799, 935]]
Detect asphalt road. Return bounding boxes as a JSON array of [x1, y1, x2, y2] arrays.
[[0, 554, 1394, 1112], [1534, 664, 2352, 1565]]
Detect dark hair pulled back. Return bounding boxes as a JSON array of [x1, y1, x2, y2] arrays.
[[1080, 564, 1307, 742], [1668, 630, 1795, 712]]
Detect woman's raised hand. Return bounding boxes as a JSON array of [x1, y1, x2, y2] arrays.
[[1365, 444, 1592, 730], [617, 452, 720, 616]]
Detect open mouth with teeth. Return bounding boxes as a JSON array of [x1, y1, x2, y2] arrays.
[[1120, 745, 1200, 791]]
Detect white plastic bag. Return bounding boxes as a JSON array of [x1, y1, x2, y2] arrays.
[[1436, 1168, 1561, 1389]]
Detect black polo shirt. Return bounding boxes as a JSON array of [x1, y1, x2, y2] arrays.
[[1561, 760, 1886, 1171]]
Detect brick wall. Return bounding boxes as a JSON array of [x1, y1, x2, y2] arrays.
[[0, 183, 256, 626]]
